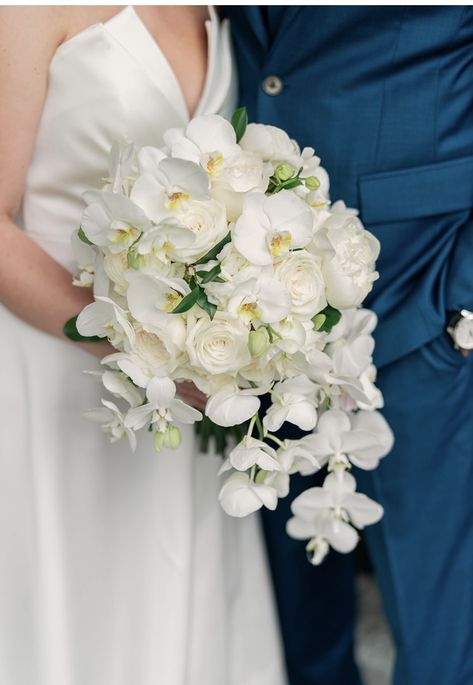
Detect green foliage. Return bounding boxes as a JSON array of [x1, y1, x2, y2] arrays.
[[312, 305, 342, 333], [78, 227, 93, 245], [231, 106, 248, 143]]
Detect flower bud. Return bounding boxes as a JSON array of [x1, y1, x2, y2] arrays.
[[164, 425, 181, 449], [274, 162, 294, 182], [154, 430, 166, 452], [304, 176, 320, 191], [248, 327, 270, 357]]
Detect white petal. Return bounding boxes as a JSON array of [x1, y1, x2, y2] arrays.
[[286, 516, 318, 540], [343, 492, 384, 528], [169, 398, 203, 424], [317, 410, 351, 453], [146, 376, 176, 407], [219, 473, 264, 517], [286, 402, 317, 431], [206, 389, 260, 427], [291, 487, 333, 519], [325, 519, 360, 553], [76, 300, 111, 337], [124, 403, 153, 431]]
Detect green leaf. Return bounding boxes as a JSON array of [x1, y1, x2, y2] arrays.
[[196, 288, 217, 320], [279, 177, 304, 191], [78, 227, 93, 245], [231, 106, 248, 143], [171, 286, 201, 314], [313, 305, 342, 333], [196, 263, 222, 283], [63, 315, 102, 342], [195, 232, 231, 265]]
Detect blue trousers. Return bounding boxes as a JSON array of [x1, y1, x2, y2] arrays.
[[262, 330, 473, 685], [262, 470, 361, 685], [358, 331, 473, 685]]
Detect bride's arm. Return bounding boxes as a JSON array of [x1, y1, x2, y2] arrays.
[[0, 7, 113, 358], [0, 8, 207, 407]]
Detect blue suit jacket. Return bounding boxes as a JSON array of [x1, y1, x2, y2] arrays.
[[227, 6, 473, 367]]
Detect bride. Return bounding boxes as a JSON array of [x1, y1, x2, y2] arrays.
[[0, 6, 286, 684]]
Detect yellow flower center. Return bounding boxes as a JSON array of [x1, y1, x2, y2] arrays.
[[270, 231, 292, 256], [111, 225, 137, 243], [237, 301, 261, 323], [165, 191, 189, 209], [206, 152, 224, 177], [163, 291, 183, 312]]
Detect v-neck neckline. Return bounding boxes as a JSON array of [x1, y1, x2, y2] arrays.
[[108, 5, 216, 123]]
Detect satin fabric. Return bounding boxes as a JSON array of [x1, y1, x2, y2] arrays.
[[228, 7, 473, 685], [0, 7, 286, 684]]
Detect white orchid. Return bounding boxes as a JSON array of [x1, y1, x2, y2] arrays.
[[303, 409, 393, 471], [101, 369, 143, 408], [264, 375, 318, 432], [287, 471, 384, 556], [233, 190, 314, 266], [220, 436, 280, 473], [219, 472, 278, 518], [84, 399, 137, 451], [131, 149, 209, 222], [228, 273, 292, 324], [126, 272, 191, 326], [76, 296, 135, 348], [81, 190, 150, 253], [124, 376, 202, 434], [264, 439, 322, 497]]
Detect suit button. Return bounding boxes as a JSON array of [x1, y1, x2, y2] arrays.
[[262, 75, 283, 96]]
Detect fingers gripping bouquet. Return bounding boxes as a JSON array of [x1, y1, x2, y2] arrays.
[[67, 109, 394, 565]]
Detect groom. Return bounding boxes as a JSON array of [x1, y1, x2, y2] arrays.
[[227, 6, 473, 685]]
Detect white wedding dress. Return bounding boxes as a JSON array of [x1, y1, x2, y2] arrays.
[[0, 7, 286, 685]]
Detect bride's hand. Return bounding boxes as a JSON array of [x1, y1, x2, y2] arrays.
[[176, 381, 207, 411]]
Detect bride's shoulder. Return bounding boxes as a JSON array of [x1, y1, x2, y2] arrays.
[[0, 7, 67, 58], [0, 6, 125, 56]]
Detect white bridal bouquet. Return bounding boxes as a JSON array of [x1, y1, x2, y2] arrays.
[[66, 108, 394, 565]]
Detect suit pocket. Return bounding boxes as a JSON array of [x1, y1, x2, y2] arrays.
[[358, 155, 473, 226]]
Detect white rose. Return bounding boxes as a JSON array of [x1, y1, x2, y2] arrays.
[[186, 312, 251, 375], [317, 212, 380, 309], [172, 198, 228, 263], [103, 249, 129, 296], [274, 250, 327, 319], [240, 123, 300, 165]]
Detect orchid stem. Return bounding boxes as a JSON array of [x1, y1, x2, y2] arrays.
[[265, 433, 285, 448], [255, 413, 265, 440], [246, 414, 257, 439]]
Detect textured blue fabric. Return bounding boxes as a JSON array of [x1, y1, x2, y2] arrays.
[[357, 339, 473, 685], [227, 6, 473, 685], [228, 5, 473, 367]]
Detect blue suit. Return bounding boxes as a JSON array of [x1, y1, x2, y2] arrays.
[[227, 7, 473, 685]]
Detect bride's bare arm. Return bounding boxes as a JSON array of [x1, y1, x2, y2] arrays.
[[0, 8, 113, 357], [0, 7, 208, 406]]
